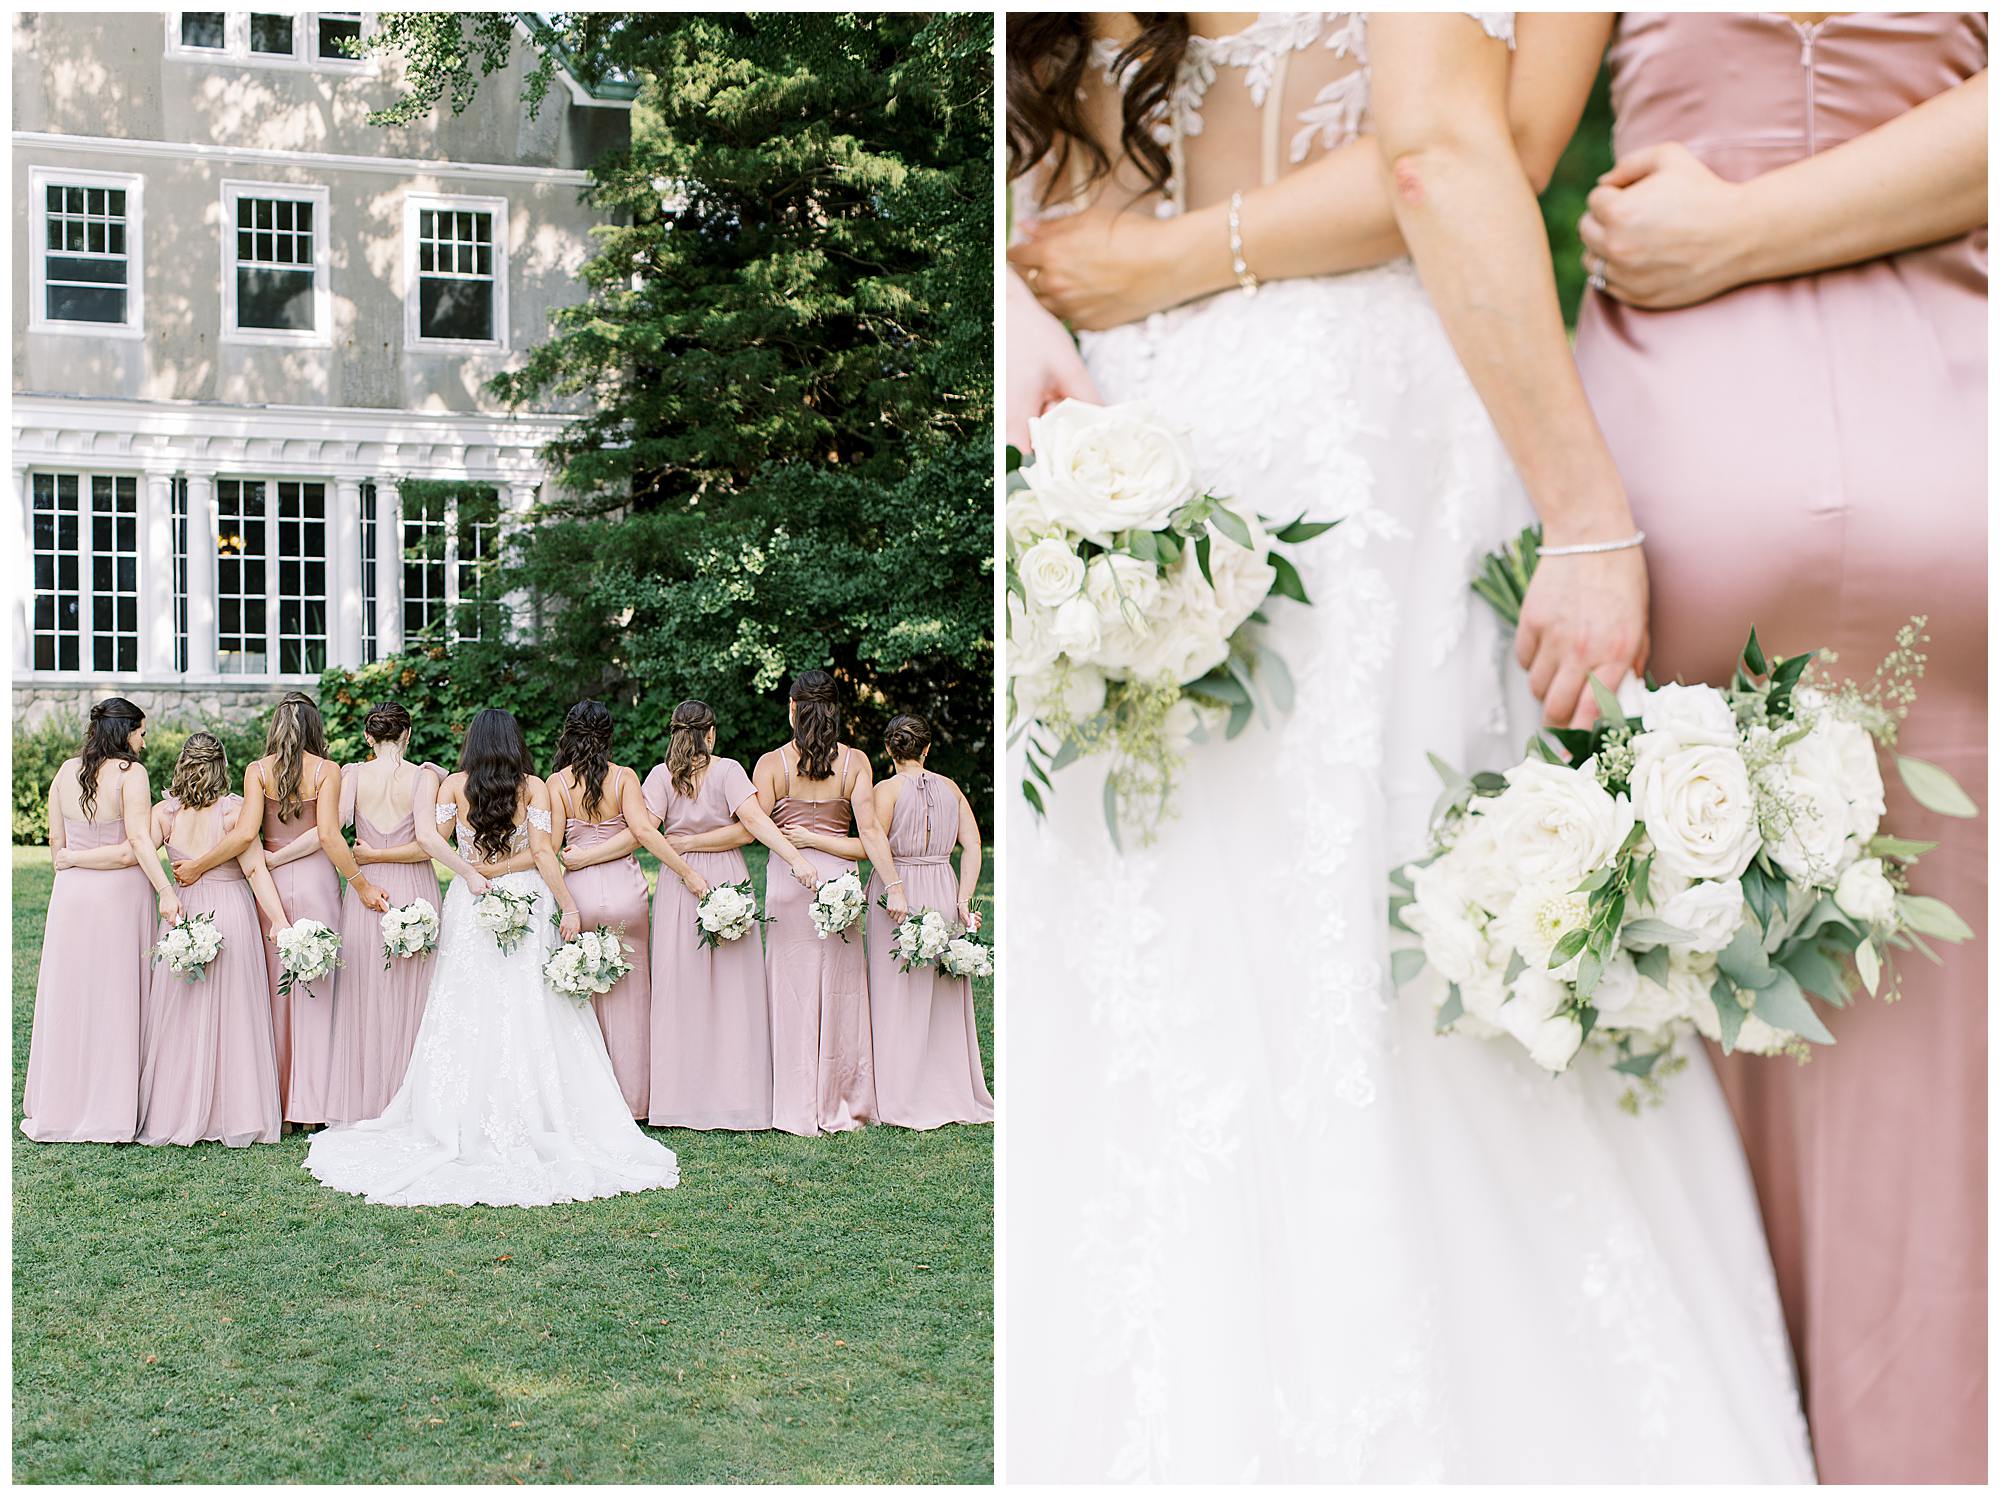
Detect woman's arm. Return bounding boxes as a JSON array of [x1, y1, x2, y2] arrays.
[[59, 840, 141, 870], [414, 774, 489, 895], [673, 824, 755, 854], [612, 772, 702, 889], [1583, 70, 1988, 309], [123, 767, 183, 923], [526, 780, 581, 941], [561, 772, 643, 869], [848, 757, 903, 917], [737, 786, 819, 892], [954, 784, 984, 932], [1370, 13, 1645, 730], [1009, 14, 1613, 330], [174, 759, 264, 884], [313, 764, 388, 910], [238, 845, 291, 930], [1004, 267, 1106, 450]]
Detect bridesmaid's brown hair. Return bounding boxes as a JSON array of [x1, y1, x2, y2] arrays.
[[883, 714, 931, 764], [77, 697, 145, 820], [264, 690, 327, 822], [169, 732, 229, 810], [666, 700, 717, 800], [363, 701, 412, 744], [553, 700, 615, 821], [788, 671, 840, 781]]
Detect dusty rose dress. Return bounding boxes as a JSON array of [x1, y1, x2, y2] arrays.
[[22, 784, 153, 1143], [323, 768, 440, 1125], [642, 757, 773, 1130], [259, 772, 343, 1123], [766, 747, 876, 1136], [136, 796, 282, 1147], [1573, 13, 1987, 1482], [563, 798, 653, 1121], [864, 771, 993, 1129]]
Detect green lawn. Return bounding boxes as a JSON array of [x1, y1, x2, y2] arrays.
[[12, 845, 993, 1483]]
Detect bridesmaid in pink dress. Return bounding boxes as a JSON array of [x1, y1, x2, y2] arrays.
[[22, 699, 183, 1143], [323, 703, 441, 1125], [637, 700, 822, 1130], [549, 700, 706, 1121], [862, 715, 993, 1130], [137, 734, 288, 1147], [1571, 13, 1987, 1481], [754, 671, 902, 1136]]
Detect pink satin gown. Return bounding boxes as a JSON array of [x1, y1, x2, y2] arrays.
[[1573, 13, 1987, 1482], [562, 806, 653, 1120], [261, 775, 343, 1124]]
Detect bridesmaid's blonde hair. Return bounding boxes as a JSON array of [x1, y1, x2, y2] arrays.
[[264, 691, 327, 821], [667, 700, 716, 800], [170, 732, 229, 810]]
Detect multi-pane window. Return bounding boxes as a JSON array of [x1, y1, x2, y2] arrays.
[[317, 12, 362, 59], [233, 193, 317, 332], [400, 484, 500, 642], [30, 474, 82, 672], [90, 476, 140, 673], [43, 183, 131, 325], [401, 487, 450, 639], [361, 480, 378, 664], [248, 12, 294, 54], [179, 11, 225, 48], [455, 488, 501, 642], [408, 196, 505, 346], [172, 477, 190, 673], [215, 479, 269, 674], [275, 481, 329, 675]]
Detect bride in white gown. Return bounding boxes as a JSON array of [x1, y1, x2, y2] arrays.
[[307, 709, 679, 1208], [1005, 12, 1815, 1482]]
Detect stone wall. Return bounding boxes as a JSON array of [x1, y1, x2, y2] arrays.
[[13, 679, 297, 731]]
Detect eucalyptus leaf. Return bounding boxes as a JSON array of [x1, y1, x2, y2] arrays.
[[1101, 777, 1122, 852], [1268, 552, 1312, 606], [1275, 516, 1339, 545], [1435, 985, 1465, 1032], [1503, 950, 1527, 984], [1710, 976, 1747, 1054], [1867, 834, 1938, 862], [1742, 626, 1768, 678], [1208, 505, 1253, 550], [1021, 778, 1045, 817], [1048, 735, 1083, 772], [1779, 941, 1849, 1006], [1550, 928, 1590, 966], [1390, 947, 1427, 986], [1717, 923, 1777, 990], [1897, 755, 1980, 819], [1632, 944, 1672, 989], [1751, 967, 1835, 1045], [1587, 674, 1626, 727], [1257, 646, 1296, 713], [1621, 918, 1695, 946], [1854, 937, 1881, 997], [1898, 894, 1974, 942]]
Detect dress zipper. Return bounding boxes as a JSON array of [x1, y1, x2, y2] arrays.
[[1796, 20, 1824, 155]]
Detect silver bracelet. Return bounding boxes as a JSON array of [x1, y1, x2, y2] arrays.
[[1227, 190, 1260, 297], [1538, 530, 1646, 558]]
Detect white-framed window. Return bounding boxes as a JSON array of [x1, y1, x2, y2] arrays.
[[166, 12, 376, 71], [29, 166, 144, 338], [172, 477, 191, 673], [400, 484, 501, 643], [29, 473, 82, 672], [26, 469, 144, 674], [89, 475, 141, 673], [215, 477, 330, 677], [404, 193, 508, 352], [221, 181, 332, 346], [360, 479, 378, 665]]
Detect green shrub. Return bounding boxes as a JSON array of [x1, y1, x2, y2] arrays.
[[12, 706, 272, 844]]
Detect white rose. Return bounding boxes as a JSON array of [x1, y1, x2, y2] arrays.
[[1084, 552, 1164, 640], [1044, 596, 1103, 661], [1121, 605, 1230, 686], [1191, 503, 1278, 636], [1630, 736, 1762, 882], [1023, 398, 1197, 545], [1500, 970, 1585, 1072], [1631, 876, 1746, 955], [1788, 712, 1887, 846], [1005, 487, 1062, 549], [1019, 537, 1087, 608], [1447, 805, 1523, 914], [1007, 593, 1060, 679], [1834, 856, 1897, 927], [1405, 856, 1497, 988], [1762, 769, 1853, 887], [1481, 760, 1636, 890], [1589, 949, 1686, 1036], [1636, 682, 1738, 748], [1615, 674, 1650, 720]]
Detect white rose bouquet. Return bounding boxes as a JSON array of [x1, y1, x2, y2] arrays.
[[695, 879, 768, 949], [939, 933, 995, 982], [152, 910, 223, 982], [887, 905, 955, 974], [543, 924, 633, 1005], [471, 885, 538, 957], [1396, 526, 1976, 1107], [1006, 399, 1335, 845], [379, 898, 441, 969], [809, 870, 866, 942], [275, 918, 343, 999]]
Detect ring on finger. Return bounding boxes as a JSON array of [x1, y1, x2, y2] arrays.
[[1585, 253, 1608, 292]]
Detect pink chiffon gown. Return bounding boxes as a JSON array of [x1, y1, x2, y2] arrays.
[[641, 758, 773, 1130], [136, 795, 282, 1147], [864, 770, 993, 1129], [324, 771, 440, 1125], [260, 776, 343, 1124], [766, 747, 876, 1136], [22, 779, 152, 1143], [1573, 12, 1988, 1482], [562, 806, 653, 1120]]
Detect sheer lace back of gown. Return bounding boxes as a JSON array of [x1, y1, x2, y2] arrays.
[[437, 799, 551, 860]]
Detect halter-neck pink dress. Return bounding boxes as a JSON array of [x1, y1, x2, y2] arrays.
[[259, 765, 344, 1124], [641, 756, 774, 1130], [766, 746, 876, 1135], [561, 784, 653, 1121], [323, 764, 441, 1125], [1572, 13, 1987, 1482], [864, 770, 993, 1129], [22, 763, 153, 1142], [136, 795, 282, 1147]]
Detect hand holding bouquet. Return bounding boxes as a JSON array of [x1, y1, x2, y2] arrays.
[[939, 933, 995, 981], [472, 886, 538, 957], [379, 898, 441, 969], [152, 909, 223, 982], [275, 918, 343, 999], [544, 924, 633, 1005], [887, 904, 954, 973], [695, 879, 768, 949], [810, 870, 866, 942]]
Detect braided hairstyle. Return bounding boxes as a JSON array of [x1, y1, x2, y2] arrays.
[[788, 671, 840, 781], [264, 690, 327, 821], [77, 697, 144, 820], [666, 700, 717, 800], [553, 700, 615, 821], [169, 731, 229, 810]]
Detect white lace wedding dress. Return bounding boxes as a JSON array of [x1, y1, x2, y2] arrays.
[[305, 803, 679, 1207], [1008, 13, 1816, 1482]]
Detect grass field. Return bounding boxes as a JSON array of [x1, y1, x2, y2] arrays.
[[12, 845, 993, 1483]]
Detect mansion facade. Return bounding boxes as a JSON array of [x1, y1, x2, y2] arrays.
[[12, 11, 630, 725]]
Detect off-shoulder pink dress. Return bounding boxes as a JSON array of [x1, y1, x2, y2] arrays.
[[260, 771, 343, 1124], [864, 770, 993, 1129], [22, 768, 152, 1143], [562, 794, 653, 1121], [324, 765, 441, 1125], [766, 746, 876, 1135], [1573, 12, 1987, 1482], [136, 796, 282, 1147], [642, 757, 773, 1130]]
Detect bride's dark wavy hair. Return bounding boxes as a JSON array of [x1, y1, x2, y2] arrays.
[[459, 707, 534, 863], [788, 670, 840, 781], [1006, 13, 1188, 200], [553, 699, 614, 822], [78, 697, 145, 820]]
